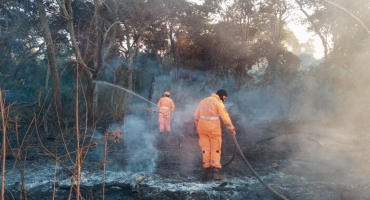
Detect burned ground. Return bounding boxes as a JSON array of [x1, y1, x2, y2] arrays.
[[3, 114, 370, 200]]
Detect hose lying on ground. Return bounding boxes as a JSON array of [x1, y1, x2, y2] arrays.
[[232, 133, 289, 200], [178, 130, 236, 167], [157, 119, 286, 198], [221, 144, 236, 167], [220, 129, 237, 167]]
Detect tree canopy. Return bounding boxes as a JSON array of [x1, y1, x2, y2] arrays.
[[1, 0, 369, 121]]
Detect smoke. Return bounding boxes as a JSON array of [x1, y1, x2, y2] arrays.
[[102, 33, 370, 184], [150, 62, 370, 183], [122, 115, 158, 174]]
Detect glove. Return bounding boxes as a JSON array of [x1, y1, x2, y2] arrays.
[[194, 121, 199, 134]]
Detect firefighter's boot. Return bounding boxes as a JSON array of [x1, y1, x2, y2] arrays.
[[212, 168, 223, 180], [206, 168, 213, 179]]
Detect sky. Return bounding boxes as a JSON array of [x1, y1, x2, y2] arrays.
[[287, 19, 325, 59]]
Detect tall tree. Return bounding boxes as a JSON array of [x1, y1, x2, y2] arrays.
[[56, 0, 94, 116], [293, 0, 329, 61], [190, 0, 300, 84], [37, 0, 62, 118], [115, 0, 190, 90], [322, 0, 370, 92], [54, 0, 123, 121]]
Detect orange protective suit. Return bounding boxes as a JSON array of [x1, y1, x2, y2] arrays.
[[157, 96, 175, 132], [194, 93, 235, 169]]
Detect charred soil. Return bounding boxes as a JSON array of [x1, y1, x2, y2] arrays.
[[3, 117, 370, 200]]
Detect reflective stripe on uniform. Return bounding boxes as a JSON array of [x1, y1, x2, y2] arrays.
[[225, 122, 233, 127], [161, 106, 170, 109], [204, 97, 219, 104], [200, 115, 219, 120]]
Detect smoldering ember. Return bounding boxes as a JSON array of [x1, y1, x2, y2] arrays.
[[1, 0, 370, 200]]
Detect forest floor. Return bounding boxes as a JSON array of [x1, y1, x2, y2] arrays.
[[3, 116, 370, 200]]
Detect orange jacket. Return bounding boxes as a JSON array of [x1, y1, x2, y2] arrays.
[[157, 97, 175, 113], [194, 93, 234, 133]]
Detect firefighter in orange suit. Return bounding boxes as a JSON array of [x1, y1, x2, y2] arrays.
[[194, 89, 236, 180], [157, 91, 176, 133]]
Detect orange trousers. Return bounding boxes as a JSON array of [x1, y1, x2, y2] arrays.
[[198, 130, 222, 169], [158, 113, 171, 132]]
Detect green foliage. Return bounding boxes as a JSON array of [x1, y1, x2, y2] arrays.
[[94, 83, 126, 123], [134, 68, 153, 93], [2, 0, 369, 124], [113, 63, 154, 94], [60, 85, 75, 103], [4, 80, 41, 98]]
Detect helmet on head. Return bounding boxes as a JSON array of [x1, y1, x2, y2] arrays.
[[216, 89, 227, 102], [164, 91, 170, 97]]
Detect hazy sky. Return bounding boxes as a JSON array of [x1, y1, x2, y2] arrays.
[[287, 19, 325, 59]]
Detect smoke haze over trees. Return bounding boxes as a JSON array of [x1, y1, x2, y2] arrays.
[[1, 0, 370, 199], [1, 0, 369, 111]]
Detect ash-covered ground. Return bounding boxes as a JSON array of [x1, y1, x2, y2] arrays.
[[3, 114, 370, 200]]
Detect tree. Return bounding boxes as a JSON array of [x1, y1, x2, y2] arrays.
[[188, 0, 301, 85], [37, 0, 62, 118], [115, 0, 187, 90], [293, 0, 329, 60], [0, 1, 22, 82]]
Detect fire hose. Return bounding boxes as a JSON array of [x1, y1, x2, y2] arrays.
[[232, 133, 288, 200], [221, 130, 237, 167], [180, 128, 288, 199], [144, 108, 169, 117], [144, 108, 287, 199]]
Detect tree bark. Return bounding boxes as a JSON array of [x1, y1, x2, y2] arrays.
[[57, 0, 94, 123], [93, 0, 103, 79], [169, 22, 179, 78], [1, 89, 6, 200], [37, 0, 63, 118]]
